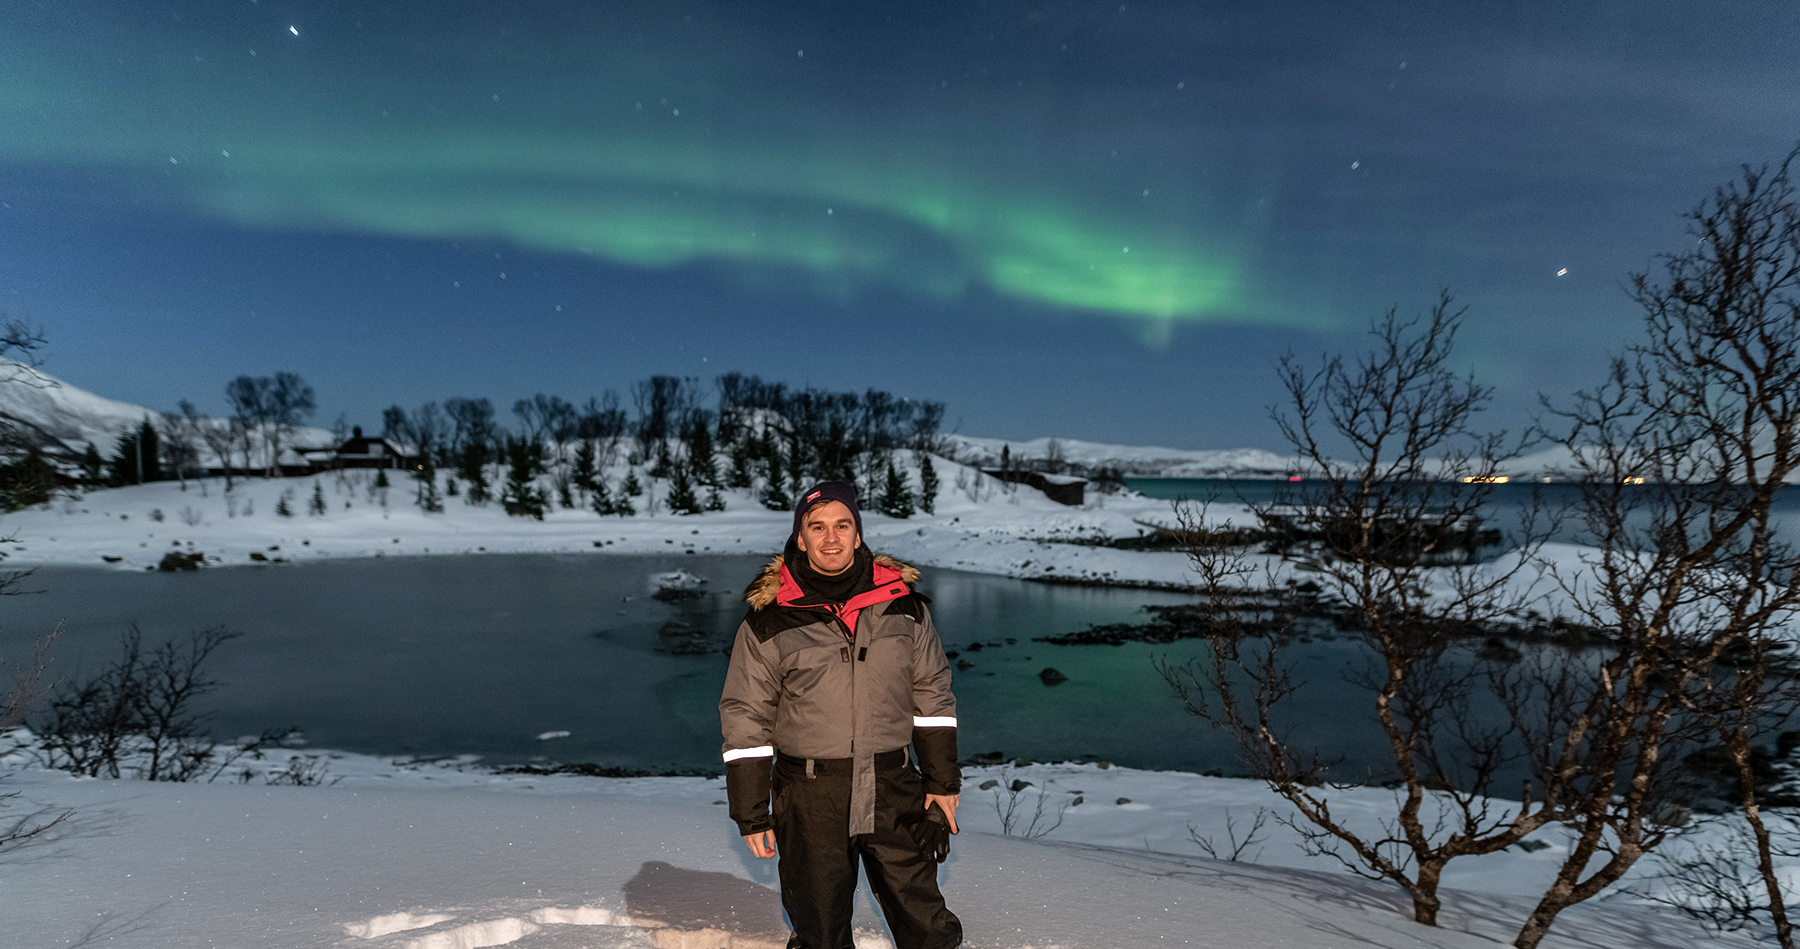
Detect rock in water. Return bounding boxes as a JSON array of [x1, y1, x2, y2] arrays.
[[650, 569, 707, 602], [1038, 667, 1068, 686]]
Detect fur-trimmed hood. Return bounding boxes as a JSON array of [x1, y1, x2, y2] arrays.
[[745, 552, 919, 610]]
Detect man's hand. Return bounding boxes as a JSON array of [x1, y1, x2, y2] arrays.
[[925, 793, 960, 834], [743, 830, 777, 859]]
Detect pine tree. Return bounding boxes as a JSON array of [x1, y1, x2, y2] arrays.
[[622, 470, 644, 497], [375, 469, 390, 489], [591, 477, 616, 516], [761, 454, 791, 511], [0, 449, 53, 510], [308, 481, 327, 515], [108, 421, 163, 485], [457, 442, 493, 507], [666, 464, 701, 515], [687, 422, 717, 486], [879, 460, 914, 518], [571, 439, 599, 497], [726, 444, 753, 489], [648, 440, 673, 479], [415, 448, 443, 513], [704, 484, 726, 512], [81, 442, 104, 485], [501, 438, 546, 519], [919, 455, 940, 514], [275, 490, 295, 517], [784, 431, 805, 498]]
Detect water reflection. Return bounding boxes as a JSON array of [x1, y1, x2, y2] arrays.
[[0, 554, 1474, 777]]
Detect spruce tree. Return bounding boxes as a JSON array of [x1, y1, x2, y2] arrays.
[[81, 443, 104, 485], [761, 454, 791, 511], [687, 422, 717, 486], [308, 481, 327, 515], [726, 445, 753, 489], [500, 439, 546, 519], [918, 455, 940, 514], [138, 420, 162, 482], [704, 484, 726, 512], [591, 477, 616, 516], [0, 449, 52, 510], [275, 490, 295, 517], [879, 460, 914, 518], [416, 451, 443, 514], [666, 464, 701, 515], [648, 440, 673, 479], [445, 477, 459, 496], [612, 488, 636, 517], [622, 470, 644, 497], [375, 469, 390, 489], [108, 422, 162, 485], [571, 439, 598, 497], [457, 440, 491, 504]]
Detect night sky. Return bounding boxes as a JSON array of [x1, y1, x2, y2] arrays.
[[3, 1, 1797, 449]]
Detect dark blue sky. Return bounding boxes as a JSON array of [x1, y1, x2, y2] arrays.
[[2, 1, 1797, 449]]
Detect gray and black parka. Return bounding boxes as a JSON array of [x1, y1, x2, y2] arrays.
[[719, 552, 960, 837]]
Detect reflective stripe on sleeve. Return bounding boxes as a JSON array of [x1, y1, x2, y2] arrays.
[[722, 745, 775, 762], [913, 716, 957, 728]]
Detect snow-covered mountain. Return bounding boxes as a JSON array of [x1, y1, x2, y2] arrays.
[[947, 434, 1298, 479], [0, 360, 165, 458], [0, 361, 336, 468]]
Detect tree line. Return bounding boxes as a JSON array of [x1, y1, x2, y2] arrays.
[[57, 373, 946, 521]]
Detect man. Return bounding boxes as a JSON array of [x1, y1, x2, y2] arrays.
[[720, 480, 963, 949]]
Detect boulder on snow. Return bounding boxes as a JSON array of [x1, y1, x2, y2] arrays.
[[158, 551, 204, 572]]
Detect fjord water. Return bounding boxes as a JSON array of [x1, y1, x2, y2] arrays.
[[0, 554, 1398, 775], [1126, 477, 1800, 547]]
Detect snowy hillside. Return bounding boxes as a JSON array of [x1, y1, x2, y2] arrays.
[[0, 360, 167, 457], [0, 360, 333, 466]]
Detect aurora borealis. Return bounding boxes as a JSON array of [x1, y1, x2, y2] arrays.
[[4, 1, 1799, 446]]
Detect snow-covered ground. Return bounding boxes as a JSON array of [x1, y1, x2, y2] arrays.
[[0, 461, 1218, 590], [3, 745, 1760, 949]]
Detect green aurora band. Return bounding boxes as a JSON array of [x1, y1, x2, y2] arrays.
[[0, 19, 1244, 325]]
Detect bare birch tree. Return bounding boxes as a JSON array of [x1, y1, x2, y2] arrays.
[[1163, 293, 1554, 927], [1513, 149, 1800, 949]]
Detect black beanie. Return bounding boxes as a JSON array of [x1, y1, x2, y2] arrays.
[[793, 480, 863, 540]]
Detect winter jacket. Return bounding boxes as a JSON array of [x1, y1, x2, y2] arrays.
[[720, 552, 960, 837]]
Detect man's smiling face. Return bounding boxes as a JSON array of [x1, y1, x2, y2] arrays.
[[797, 500, 859, 576]]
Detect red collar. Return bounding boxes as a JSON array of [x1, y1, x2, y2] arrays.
[[776, 559, 910, 637]]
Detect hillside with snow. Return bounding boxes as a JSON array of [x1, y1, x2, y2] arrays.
[[0, 361, 334, 468]]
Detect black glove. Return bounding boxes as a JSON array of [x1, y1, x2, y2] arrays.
[[914, 801, 951, 863]]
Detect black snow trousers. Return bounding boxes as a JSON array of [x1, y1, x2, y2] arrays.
[[772, 750, 962, 949]]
